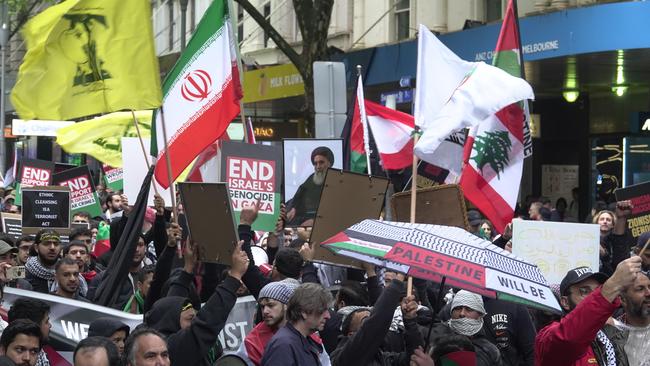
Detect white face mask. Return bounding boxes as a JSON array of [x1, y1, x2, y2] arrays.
[[448, 317, 484, 336]]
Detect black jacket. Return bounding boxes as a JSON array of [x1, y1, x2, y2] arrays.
[[144, 275, 239, 366], [87, 268, 135, 310], [428, 323, 506, 366], [482, 298, 535, 366], [330, 279, 423, 366]]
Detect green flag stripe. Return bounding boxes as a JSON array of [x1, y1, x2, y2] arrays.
[[350, 151, 367, 173], [492, 49, 521, 78], [326, 242, 388, 258]]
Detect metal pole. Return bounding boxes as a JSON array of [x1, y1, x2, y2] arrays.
[[179, 0, 189, 51], [328, 63, 335, 137], [0, 2, 9, 176]]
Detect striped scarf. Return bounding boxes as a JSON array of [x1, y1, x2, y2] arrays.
[[595, 330, 616, 366]]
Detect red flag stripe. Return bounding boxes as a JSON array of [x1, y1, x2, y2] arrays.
[[365, 100, 414, 127], [495, 0, 521, 53], [460, 166, 514, 233]]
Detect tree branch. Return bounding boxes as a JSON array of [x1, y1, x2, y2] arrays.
[[234, 0, 305, 77], [9, 0, 43, 40]]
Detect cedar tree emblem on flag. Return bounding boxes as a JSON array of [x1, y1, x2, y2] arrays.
[[470, 130, 512, 179]]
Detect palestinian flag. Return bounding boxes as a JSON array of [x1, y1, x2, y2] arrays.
[[460, 0, 530, 233], [92, 221, 111, 258], [364, 100, 414, 170], [151, 0, 242, 188], [350, 74, 370, 173], [321, 219, 561, 312]]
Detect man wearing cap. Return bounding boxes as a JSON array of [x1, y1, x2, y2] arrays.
[[243, 280, 299, 365], [286, 146, 334, 226], [428, 290, 504, 366], [467, 210, 484, 236], [535, 256, 642, 366], [0, 240, 16, 266], [25, 229, 62, 293]]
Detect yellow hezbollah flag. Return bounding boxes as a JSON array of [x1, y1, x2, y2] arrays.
[[56, 110, 152, 167], [11, 0, 162, 120]]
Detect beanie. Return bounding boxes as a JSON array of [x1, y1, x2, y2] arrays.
[[259, 280, 299, 304], [450, 290, 485, 315]]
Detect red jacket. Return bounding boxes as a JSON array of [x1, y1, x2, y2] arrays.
[[535, 287, 620, 366]]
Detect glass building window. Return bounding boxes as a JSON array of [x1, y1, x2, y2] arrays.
[[395, 0, 410, 41]]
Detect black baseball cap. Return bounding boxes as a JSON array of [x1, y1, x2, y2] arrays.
[[560, 266, 608, 296]]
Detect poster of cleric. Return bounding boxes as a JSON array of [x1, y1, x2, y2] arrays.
[[221, 141, 283, 231], [282, 139, 343, 226]]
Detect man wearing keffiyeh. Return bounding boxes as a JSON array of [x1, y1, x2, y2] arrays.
[[25, 230, 62, 294]]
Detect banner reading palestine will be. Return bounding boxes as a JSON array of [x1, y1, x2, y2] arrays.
[[53, 165, 103, 218], [220, 141, 282, 232]]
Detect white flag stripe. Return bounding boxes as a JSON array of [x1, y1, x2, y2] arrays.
[[356, 75, 372, 175], [367, 115, 414, 155]]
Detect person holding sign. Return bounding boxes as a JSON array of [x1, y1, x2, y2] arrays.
[[535, 256, 643, 366]]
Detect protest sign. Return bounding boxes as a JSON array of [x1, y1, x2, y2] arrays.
[[122, 137, 171, 206], [615, 181, 650, 239], [102, 164, 124, 191], [1, 213, 22, 240], [220, 141, 282, 232], [15, 158, 55, 206], [512, 220, 599, 285], [391, 184, 469, 230], [21, 186, 70, 234], [53, 166, 103, 218], [311, 169, 389, 268], [283, 138, 343, 226], [178, 182, 238, 265], [1, 288, 257, 363]]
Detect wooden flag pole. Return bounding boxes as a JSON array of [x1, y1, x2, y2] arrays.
[[159, 107, 182, 258], [641, 236, 650, 257], [407, 133, 419, 297], [131, 110, 160, 197]]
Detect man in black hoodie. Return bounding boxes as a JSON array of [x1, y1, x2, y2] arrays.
[[330, 275, 423, 366], [143, 241, 249, 366]]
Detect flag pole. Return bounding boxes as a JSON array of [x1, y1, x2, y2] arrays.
[[407, 132, 419, 296], [159, 106, 183, 258], [131, 110, 160, 196]]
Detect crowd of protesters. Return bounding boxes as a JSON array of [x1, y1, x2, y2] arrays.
[[0, 155, 645, 366]]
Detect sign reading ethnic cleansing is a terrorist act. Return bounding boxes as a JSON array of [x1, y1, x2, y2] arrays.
[[615, 181, 650, 239], [15, 158, 55, 206], [21, 186, 70, 234], [53, 165, 103, 218], [220, 141, 282, 232]]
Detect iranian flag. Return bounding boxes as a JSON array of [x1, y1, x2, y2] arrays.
[[460, 0, 530, 232], [152, 0, 241, 188]]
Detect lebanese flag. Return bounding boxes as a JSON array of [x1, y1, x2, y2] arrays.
[[460, 0, 529, 233], [152, 0, 242, 188], [363, 100, 414, 170]]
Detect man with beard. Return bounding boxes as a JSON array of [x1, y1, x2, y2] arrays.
[[8, 299, 51, 366], [616, 271, 650, 366], [104, 193, 126, 222], [261, 283, 332, 366], [87, 235, 148, 309], [0, 320, 42, 366], [286, 146, 333, 226], [25, 230, 62, 293], [535, 257, 642, 366], [243, 280, 299, 365], [52, 258, 88, 301]]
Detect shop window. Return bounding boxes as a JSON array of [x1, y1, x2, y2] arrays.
[[263, 2, 271, 47], [486, 0, 502, 23], [395, 0, 410, 41]]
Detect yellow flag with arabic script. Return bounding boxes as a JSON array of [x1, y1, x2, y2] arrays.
[[56, 110, 152, 167], [11, 0, 162, 121]]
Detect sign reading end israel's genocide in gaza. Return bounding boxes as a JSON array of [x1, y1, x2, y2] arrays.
[[22, 186, 70, 234]]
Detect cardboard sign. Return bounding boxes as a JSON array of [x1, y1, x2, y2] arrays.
[[512, 220, 600, 285], [102, 164, 124, 192], [283, 139, 343, 226], [15, 158, 55, 206], [53, 166, 103, 218], [1, 213, 22, 240], [615, 181, 650, 239], [220, 141, 282, 232], [21, 186, 70, 234], [311, 169, 389, 268], [391, 184, 470, 230], [178, 182, 238, 265]]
